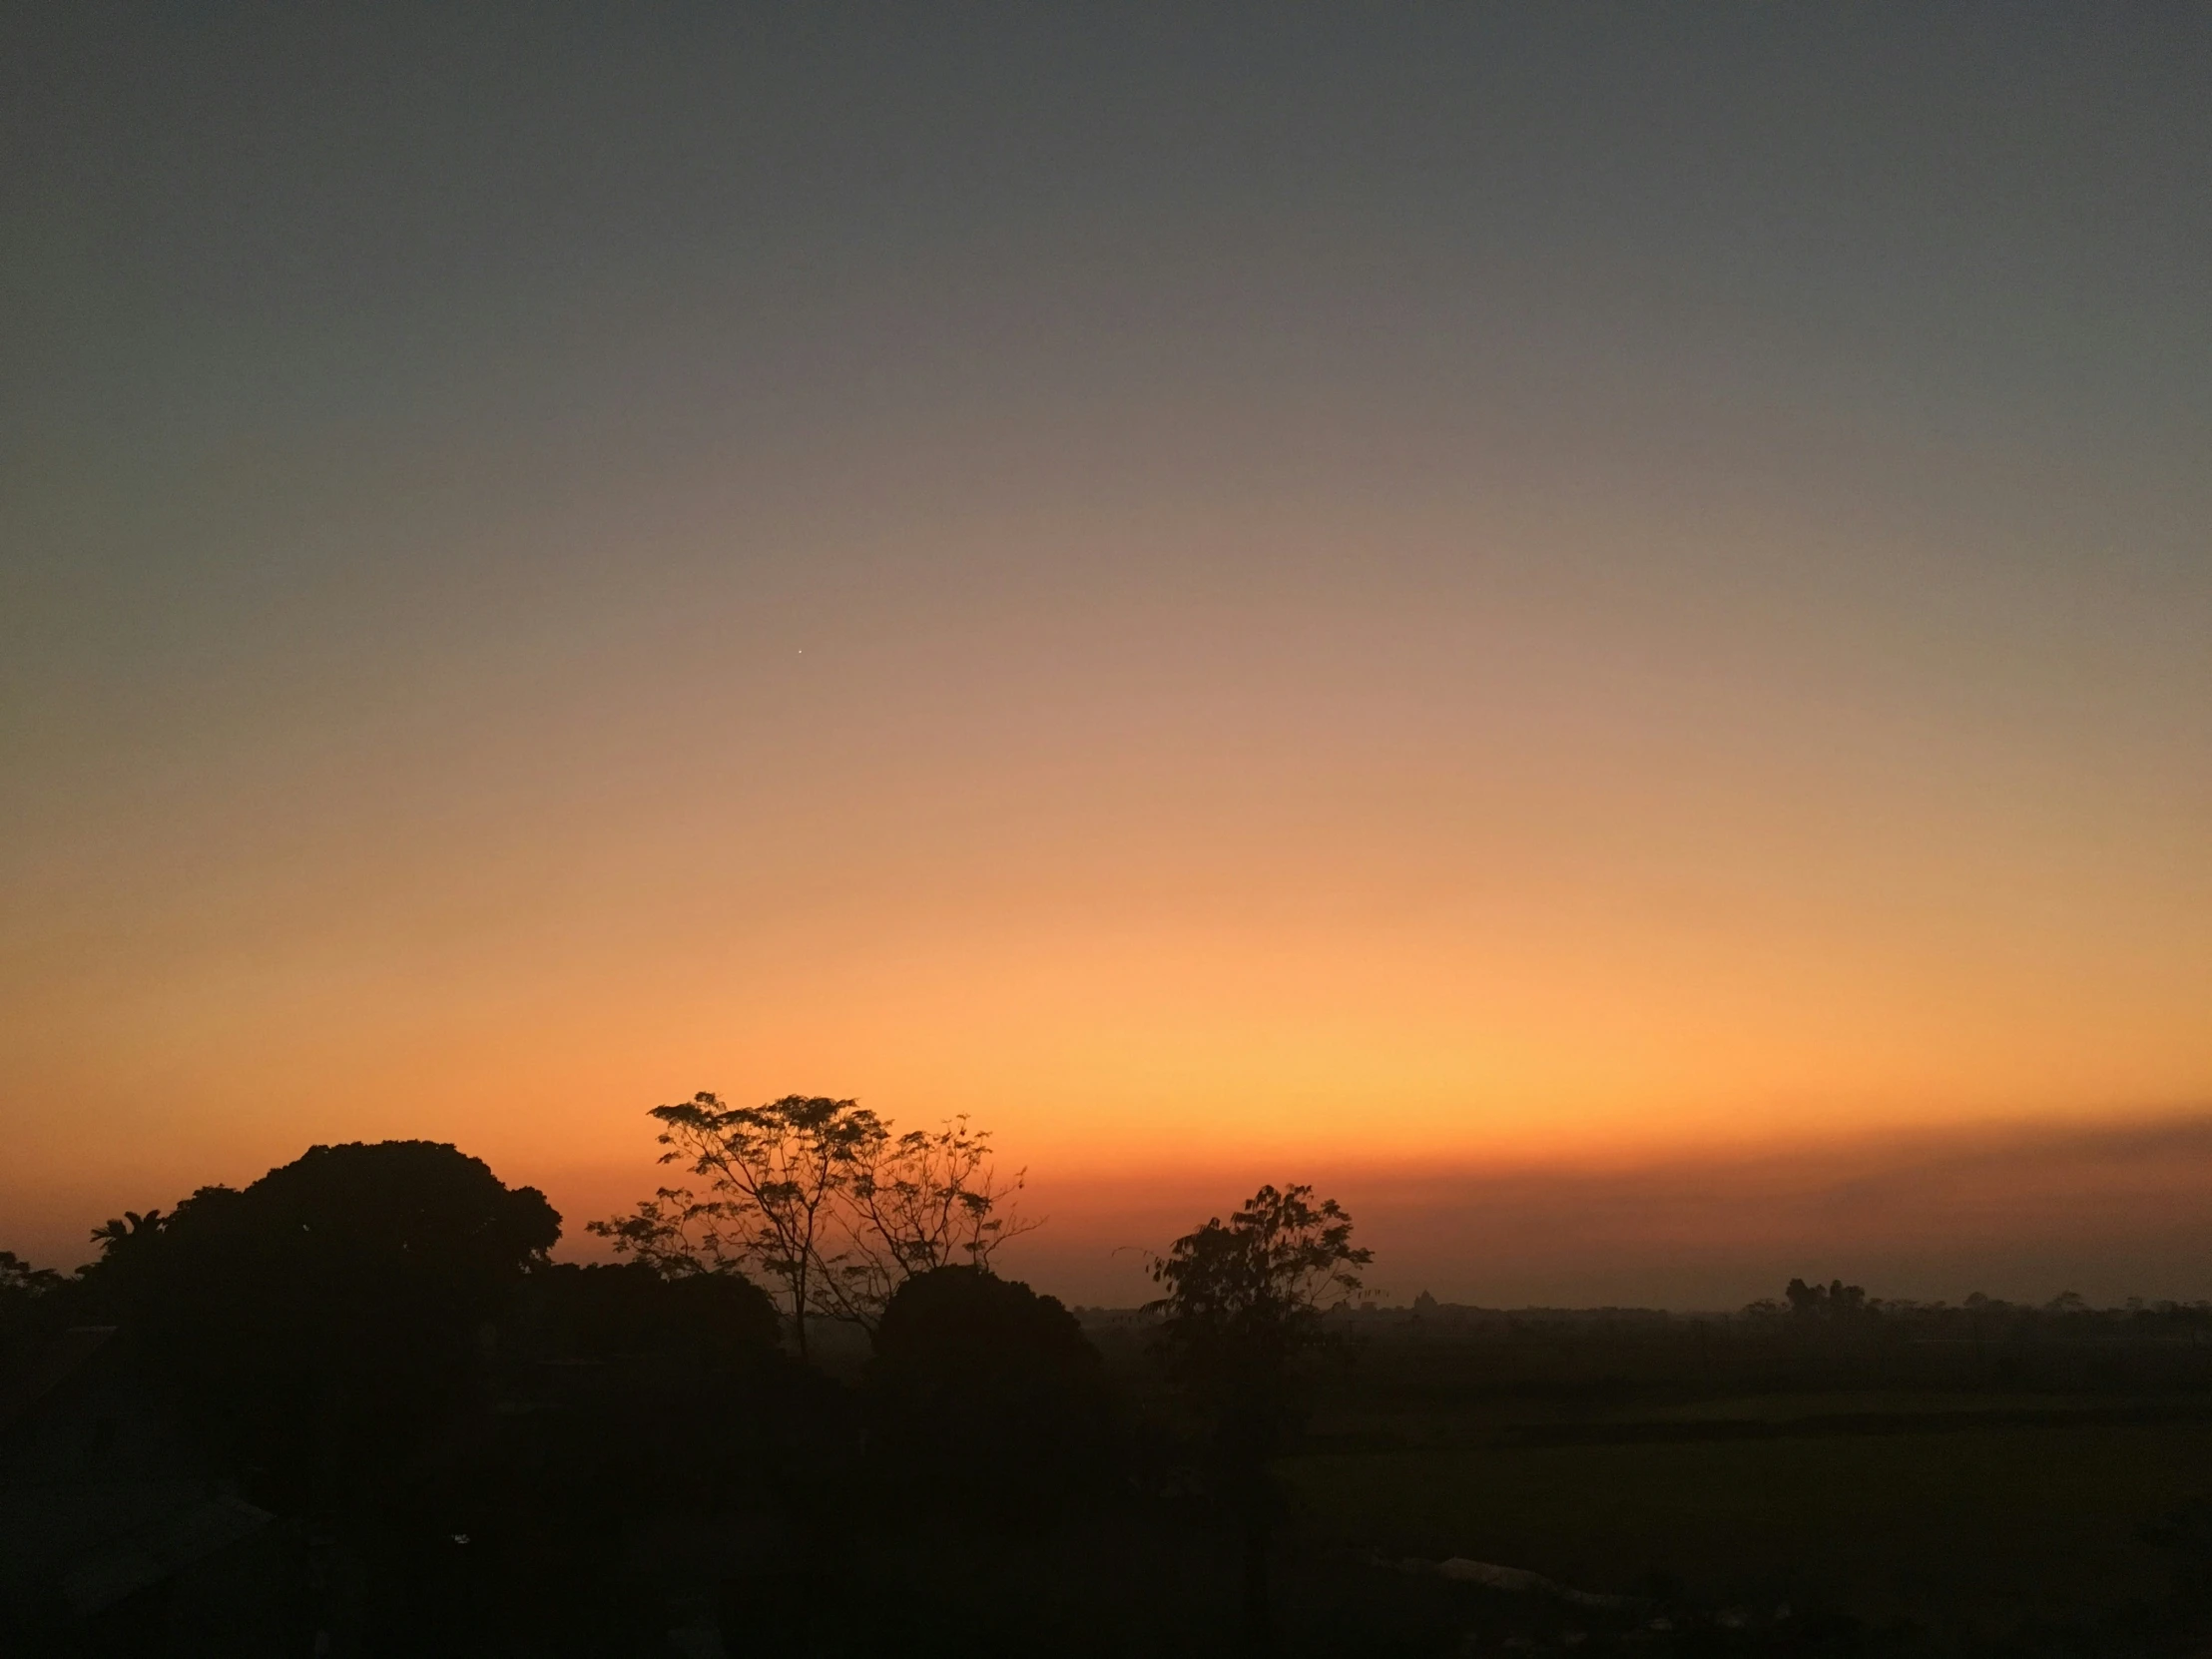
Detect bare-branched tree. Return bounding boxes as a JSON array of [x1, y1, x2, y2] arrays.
[[590, 1093, 882, 1361], [584, 1186, 740, 1279], [591, 1094, 1034, 1357], [827, 1116, 1035, 1326]]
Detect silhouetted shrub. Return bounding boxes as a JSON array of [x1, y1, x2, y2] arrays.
[[526, 1259, 780, 1369], [866, 1265, 1115, 1520]]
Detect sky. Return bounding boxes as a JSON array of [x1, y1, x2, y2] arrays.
[[4, 5, 2208, 1305]]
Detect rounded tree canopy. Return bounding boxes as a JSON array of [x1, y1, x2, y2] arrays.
[[874, 1265, 1097, 1376], [79, 1141, 563, 1509], [137, 1140, 560, 1319], [533, 1259, 780, 1363], [868, 1266, 1114, 1518]]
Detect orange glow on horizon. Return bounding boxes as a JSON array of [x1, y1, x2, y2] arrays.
[[6, 123, 2207, 1297]]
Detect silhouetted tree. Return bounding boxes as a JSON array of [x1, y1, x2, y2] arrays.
[[0, 1250, 63, 1363], [1784, 1276, 1869, 1320], [591, 1093, 1030, 1356], [866, 1265, 1114, 1521], [834, 1116, 1034, 1322], [1149, 1184, 1371, 1656], [591, 1093, 881, 1361], [88, 1207, 165, 1256], [527, 1258, 781, 1369], [0, 1249, 61, 1303], [459, 1259, 796, 1581], [77, 1140, 559, 1512]]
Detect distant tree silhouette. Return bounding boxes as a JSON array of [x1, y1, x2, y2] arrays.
[[866, 1265, 1113, 1520], [1148, 1184, 1371, 1657], [591, 1092, 1029, 1357], [1785, 1277, 1869, 1320], [0, 1249, 62, 1302], [77, 1140, 559, 1511], [0, 1250, 63, 1362]]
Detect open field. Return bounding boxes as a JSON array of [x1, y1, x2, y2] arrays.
[[1078, 1311, 2212, 1649], [1288, 1414, 2212, 1636], [802, 1390, 2212, 1655]]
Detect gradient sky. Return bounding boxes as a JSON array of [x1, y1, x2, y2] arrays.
[[5, 6, 2208, 1303]]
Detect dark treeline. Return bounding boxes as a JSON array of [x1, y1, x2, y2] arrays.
[[0, 1107, 1382, 1658], [12, 1119, 2212, 1658], [1258, 1281, 2212, 1407]]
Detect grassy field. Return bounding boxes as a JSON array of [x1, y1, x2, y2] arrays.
[[1067, 1312, 2212, 1649], [1283, 1408, 2212, 1639]]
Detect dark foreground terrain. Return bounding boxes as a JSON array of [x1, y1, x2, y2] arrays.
[[1072, 1299, 2212, 1657], [11, 1147, 2212, 1657], [25, 1305, 2210, 1656]]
